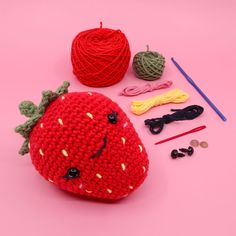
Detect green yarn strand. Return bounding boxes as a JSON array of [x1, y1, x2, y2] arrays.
[[15, 81, 70, 155], [15, 115, 41, 138], [19, 139, 30, 155], [132, 46, 165, 81], [19, 101, 38, 118], [56, 81, 70, 95], [37, 91, 58, 115]]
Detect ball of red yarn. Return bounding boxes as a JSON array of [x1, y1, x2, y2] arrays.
[[71, 23, 131, 87]]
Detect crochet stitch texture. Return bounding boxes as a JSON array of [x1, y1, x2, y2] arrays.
[[71, 23, 131, 87], [132, 46, 165, 81], [15, 82, 149, 200]]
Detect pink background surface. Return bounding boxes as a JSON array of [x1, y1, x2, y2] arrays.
[[1, 0, 235, 235]]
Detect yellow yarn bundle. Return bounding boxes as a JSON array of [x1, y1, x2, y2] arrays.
[[131, 88, 189, 115]]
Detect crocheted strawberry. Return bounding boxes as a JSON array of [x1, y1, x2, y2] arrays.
[[15, 82, 149, 200]]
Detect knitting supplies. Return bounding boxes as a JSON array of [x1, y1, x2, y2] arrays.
[[190, 139, 199, 147], [190, 139, 208, 148], [132, 45, 165, 81], [155, 125, 206, 145], [199, 141, 208, 148], [179, 146, 194, 156], [119, 80, 173, 97], [145, 105, 204, 134], [171, 146, 194, 159], [15, 82, 148, 201], [171, 57, 227, 121], [71, 22, 131, 87], [131, 88, 189, 115]]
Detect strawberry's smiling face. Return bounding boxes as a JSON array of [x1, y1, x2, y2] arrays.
[[26, 91, 148, 200]]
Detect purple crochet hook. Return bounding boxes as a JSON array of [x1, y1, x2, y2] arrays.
[[171, 58, 227, 122]]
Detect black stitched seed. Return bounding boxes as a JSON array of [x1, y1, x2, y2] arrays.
[[108, 111, 118, 124]]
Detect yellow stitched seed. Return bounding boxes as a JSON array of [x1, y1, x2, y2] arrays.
[[39, 148, 44, 156], [61, 96, 65, 100], [48, 178, 54, 183], [40, 123, 43, 128], [121, 163, 126, 171], [139, 145, 143, 153], [85, 190, 92, 193], [87, 92, 93, 96], [58, 118, 63, 125], [107, 189, 112, 194], [79, 183, 83, 189], [129, 186, 134, 190], [62, 149, 68, 157], [121, 137, 126, 144], [28, 142, 30, 149], [86, 112, 93, 119], [142, 166, 146, 173], [96, 173, 102, 179], [123, 122, 128, 128]]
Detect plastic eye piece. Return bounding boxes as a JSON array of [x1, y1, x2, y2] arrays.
[[171, 149, 179, 159], [187, 146, 194, 156], [171, 149, 185, 159], [64, 167, 80, 180], [177, 152, 185, 158], [179, 146, 194, 156], [107, 111, 118, 124]]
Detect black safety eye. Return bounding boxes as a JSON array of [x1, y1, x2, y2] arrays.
[[63, 167, 80, 180], [107, 111, 118, 124]]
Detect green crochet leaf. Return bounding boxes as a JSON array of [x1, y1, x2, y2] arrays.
[[19, 101, 38, 118], [15, 81, 70, 155]]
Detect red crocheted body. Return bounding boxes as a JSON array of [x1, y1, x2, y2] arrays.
[[29, 92, 148, 200], [71, 28, 131, 87]]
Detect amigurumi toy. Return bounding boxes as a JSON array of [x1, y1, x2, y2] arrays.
[[15, 82, 149, 200]]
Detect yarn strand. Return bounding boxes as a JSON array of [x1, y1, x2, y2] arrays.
[[132, 46, 165, 81], [131, 88, 189, 115], [144, 105, 204, 134], [119, 80, 173, 96]]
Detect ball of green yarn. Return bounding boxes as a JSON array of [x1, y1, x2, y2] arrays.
[[132, 46, 165, 81]]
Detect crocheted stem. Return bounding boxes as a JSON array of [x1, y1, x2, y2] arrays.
[[15, 81, 70, 155], [19, 139, 30, 155]]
